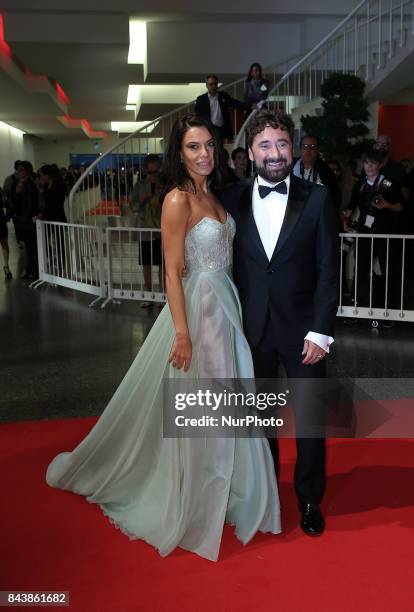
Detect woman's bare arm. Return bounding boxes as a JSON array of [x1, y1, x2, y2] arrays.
[[161, 189, 192, 372]]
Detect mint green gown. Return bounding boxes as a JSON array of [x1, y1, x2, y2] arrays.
[[46, 213, 281, 561]]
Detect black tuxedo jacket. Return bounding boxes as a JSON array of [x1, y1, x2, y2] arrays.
[[194, 91, 246, 139], [220, 174, 340, 350]]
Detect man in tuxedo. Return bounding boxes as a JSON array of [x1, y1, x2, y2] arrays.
[[194, 75, 246, 141], [221, 110, 339, 536]]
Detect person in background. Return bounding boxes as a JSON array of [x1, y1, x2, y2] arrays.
[[143, 177, 165, 304], [11, 161, 39, 279], [130, 154, 163, 307], [343, 148, 404, 313], [39, 165, 67, 222], [194, 74, 247, 142], [78, 165, 88, 191], [244, 63, 270, 114], [0, 187, 12, 280], [231, 147, 250, 181], [67, 165, 78, 186], [3, 160, 24, 246], [293, 135, 341, 210], [402, 163, 414, 278], [60, 167, 75, 195], [36, 165, 68, 276], [400, 158, 413, 174], [220, 149, 238, 184], [373, 135, 406, 187], [327, 159, 358, 214]]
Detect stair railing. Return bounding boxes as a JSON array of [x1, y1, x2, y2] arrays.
[[234, 0, 413, 148], [67, 53, 301, 225]]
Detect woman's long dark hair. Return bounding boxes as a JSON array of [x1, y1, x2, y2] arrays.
[[161, 113, 224, 199], [246, 62, 263, 81]]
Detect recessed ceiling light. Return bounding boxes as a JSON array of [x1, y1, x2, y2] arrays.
[[111, 120, 159, 134], [128, 20, 147, 80]]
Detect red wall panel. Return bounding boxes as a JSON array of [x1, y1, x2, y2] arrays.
[[378, 104, 414, 159]]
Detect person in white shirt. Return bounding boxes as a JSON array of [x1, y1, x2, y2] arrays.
[[292, 135, 342, 210], [221, 109, 339, 537], [194, 74, 247, 141]]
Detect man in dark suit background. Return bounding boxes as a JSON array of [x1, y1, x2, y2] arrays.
[[194, 74, 246, 141], [221, 110, 339, 536]]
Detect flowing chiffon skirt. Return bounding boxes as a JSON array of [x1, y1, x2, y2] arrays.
[[46, 265, 281, 561]]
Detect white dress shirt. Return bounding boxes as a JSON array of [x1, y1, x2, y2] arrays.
[[208, 93, 224, 127], [252, 175, 334, 353]]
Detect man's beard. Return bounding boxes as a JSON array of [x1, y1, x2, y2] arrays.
[[256, 157, 292, 183]]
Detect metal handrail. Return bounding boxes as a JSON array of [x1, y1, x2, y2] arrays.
[[234, 0, 413, 147], [68, 52, 304, 220], [234, 0, 370, 146], [70, 0, 413, 222]]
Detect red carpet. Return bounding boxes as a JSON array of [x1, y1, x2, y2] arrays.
[[1, 418, 414, 611]]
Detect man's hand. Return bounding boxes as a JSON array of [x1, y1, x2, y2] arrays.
[[341, 209, 352, 231], [302, 340, 326, 365], [372, 195, 389, 210]]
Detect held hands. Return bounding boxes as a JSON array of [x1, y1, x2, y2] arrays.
[[302, 340, 326, 365], [168, 332, 192, 372]]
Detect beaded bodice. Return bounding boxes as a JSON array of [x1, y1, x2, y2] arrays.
[[184, 213, 235, 272]]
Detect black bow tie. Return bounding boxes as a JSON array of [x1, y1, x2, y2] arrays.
[[258, 181, 288, 199]]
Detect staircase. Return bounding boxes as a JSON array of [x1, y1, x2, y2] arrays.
[[69, 0, 414, 227], [235, 0, 414, 146]]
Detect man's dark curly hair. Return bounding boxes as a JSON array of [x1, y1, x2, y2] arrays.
[[246, 109, 295, 148]]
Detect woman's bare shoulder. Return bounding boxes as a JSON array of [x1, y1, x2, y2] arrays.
[[162, 188, 191, 225]]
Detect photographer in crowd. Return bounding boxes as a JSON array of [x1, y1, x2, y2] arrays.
[[343, 149, 404, 311]]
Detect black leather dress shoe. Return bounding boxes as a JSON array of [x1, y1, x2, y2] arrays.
[[300, 503, 325, 536]]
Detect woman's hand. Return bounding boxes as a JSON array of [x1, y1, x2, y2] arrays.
[[168, 332, 192, 372]]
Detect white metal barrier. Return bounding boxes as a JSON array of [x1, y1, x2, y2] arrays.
[[34, 222, 414, 324], [103, 227, 166, 308], [33, 220, 166, 308], [338, 232, 414, 322], [33, 220, 106, 307]]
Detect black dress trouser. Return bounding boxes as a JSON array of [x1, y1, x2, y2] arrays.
[[251, 313, 327, 506]]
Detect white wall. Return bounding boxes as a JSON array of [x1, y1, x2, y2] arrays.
[[0, 123, 35, 185], [147, 17, 343, 76]]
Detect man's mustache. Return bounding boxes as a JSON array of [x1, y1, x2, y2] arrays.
[[264, 158, 287, 165]]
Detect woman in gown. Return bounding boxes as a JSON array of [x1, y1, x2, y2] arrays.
[[46, 114, 281, 562]]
